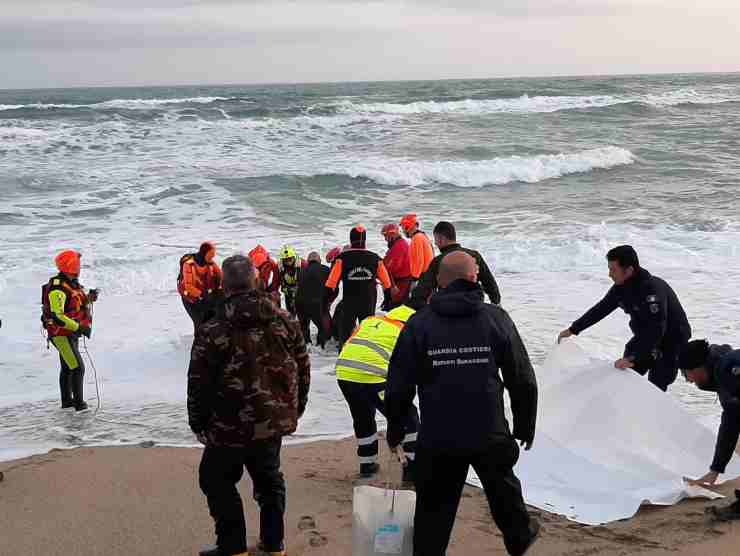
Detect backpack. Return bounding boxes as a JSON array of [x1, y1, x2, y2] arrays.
[[177, 253, 196, 292]]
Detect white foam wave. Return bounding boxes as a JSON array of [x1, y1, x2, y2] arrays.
[[344, 146, 635, 188], [338, 95, 625, 115], [0, 127, 49, 139], [336, 89, 740, 116], [0, 97, 231, 111]]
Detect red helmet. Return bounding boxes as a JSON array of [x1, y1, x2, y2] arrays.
[[326, 246, 342, 263], [248, 245, 269, 268], [400, 213, 418, 232], [381, 223, 400, 239], [55, 250, 81, 276]]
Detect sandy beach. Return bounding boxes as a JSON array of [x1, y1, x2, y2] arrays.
[[1, 436, 738, 555]]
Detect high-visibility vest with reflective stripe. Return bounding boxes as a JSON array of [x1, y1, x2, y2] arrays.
[[336, 313, 409, 384]]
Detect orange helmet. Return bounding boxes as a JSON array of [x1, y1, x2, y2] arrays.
[[248, 245, 269, 268], [326, 246, 342, 263], [350, 225, 367, 248], [55, 250, 81, 276], [400, 213, 418, 232], [381, 223, 400, 239]]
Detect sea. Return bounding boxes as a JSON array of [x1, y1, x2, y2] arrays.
[[1, 73, 739, 461]]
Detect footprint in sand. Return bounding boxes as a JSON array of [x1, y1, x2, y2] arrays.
[[298, 515, 316, 530], [308, 531, 329, 547]]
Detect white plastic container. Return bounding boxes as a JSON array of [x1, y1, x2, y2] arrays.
[[352, 485, 416, 556]]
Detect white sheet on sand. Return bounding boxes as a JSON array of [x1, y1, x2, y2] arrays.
[[468, 341, 740, 525]]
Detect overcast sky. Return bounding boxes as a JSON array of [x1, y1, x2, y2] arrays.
[[2, 0, 739, 89]]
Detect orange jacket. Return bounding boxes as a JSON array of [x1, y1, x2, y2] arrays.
[[325, 258, 392, 290], [409, 231, 434, 279], [180, 259, 223, 303]]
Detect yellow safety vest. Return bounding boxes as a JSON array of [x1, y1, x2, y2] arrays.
[[336, 305, 415, 384]]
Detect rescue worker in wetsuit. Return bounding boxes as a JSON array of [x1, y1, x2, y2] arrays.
[[326, 246, 343, 343], [380, 223, 412, 310], [324, 227, 393, 348], [385, 251, 540, 556], [278, 246, 303, 317], [249, 245, 281, 307], [410, 220, 501, 308], [399, 213, 434, 289], [679, 340, 740, 491], [178, 242, 223, 329], [296, 252, 331, 348], [558, 245, 691, 392], [43, 250, 98, 411], [336, 305, 420, 480]]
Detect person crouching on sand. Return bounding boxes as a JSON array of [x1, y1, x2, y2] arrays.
[[187, 255, 311, 556]]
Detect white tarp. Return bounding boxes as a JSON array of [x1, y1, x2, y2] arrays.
[[469, 342, 740, 525]]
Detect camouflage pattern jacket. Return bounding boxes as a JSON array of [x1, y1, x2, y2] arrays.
[[187, 289, 311, 446]]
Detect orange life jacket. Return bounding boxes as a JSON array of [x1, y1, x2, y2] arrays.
[[41, 276, 92, 337]]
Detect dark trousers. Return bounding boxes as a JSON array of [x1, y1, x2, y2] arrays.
[[297, 302, 331, 348], [51, 335, 85, 406], [199, 438, 286, 554], [183, 298, 209, 330], [337, 380, 419, 468], [338, 299, 376, 348], [625, 339, 681, 392], [413, 440, 533, 556]]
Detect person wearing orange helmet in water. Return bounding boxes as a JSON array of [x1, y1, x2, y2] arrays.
[[400, 214, 434, 290], [177, 242, 223, 329], [42, 250, 99, 411], [325, 227, 393, 348], [380, 223, 412, 310], [249, 245, 281, 307]]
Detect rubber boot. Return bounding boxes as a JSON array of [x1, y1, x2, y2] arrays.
[[360, 462, 380, 478], [72, 369, 88, 411], [257, 541, 286, 556], [60, 370, 74, 408]]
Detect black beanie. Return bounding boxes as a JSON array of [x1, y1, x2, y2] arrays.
[[678, 340, 710, 370], [350, 226, 366, 248]]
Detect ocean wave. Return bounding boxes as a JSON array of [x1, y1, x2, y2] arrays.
[[343, 146, 635, 188], [335, 89, 740, 116], [0, 96, 241, 112]]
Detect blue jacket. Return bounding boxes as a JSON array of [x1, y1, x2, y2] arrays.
[[385, 279, 537, 453], [703, 345, 740, 473]]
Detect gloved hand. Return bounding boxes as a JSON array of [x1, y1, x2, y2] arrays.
[[78, 324, 92, 338], [381, 288, 392, 311], [88, 289, 99, 303]]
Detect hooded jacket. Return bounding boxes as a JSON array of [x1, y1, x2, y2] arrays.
[[699, 344, 740, 473], [570, 268, 691, 370], [296, 260, 330, 310], [187, 290, 311, 447], [384, 236, 412, 303], [385, 279, 537, 452]]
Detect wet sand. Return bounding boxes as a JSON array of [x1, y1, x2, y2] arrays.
[[1, 437, 738, 555]]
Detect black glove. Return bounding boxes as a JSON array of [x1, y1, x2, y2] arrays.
[[78, 325, 92, 338], [381, 288, 392, 311]]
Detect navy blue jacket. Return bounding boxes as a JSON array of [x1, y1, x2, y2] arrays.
[[385, 279, 537, 453], [701, 345, 740, 473], [570, 268, 691, 370]]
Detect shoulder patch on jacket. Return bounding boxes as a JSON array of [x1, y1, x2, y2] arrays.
[[732, 366, 740, 377]]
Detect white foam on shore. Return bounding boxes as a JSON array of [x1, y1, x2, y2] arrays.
[[343, 147, 635, 188]]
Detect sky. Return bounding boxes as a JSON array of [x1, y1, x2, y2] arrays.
[[1, 0, 739, 88]]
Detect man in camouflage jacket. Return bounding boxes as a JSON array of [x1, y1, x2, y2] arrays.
[[188, 255, 311, 556]]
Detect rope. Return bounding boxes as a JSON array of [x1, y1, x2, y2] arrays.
[[81, 337, 149, 429]]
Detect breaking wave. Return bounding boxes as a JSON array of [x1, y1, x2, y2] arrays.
[[336, 89, 740, 116], [343, 146, 635, 188], [0, 96, 239, 111]]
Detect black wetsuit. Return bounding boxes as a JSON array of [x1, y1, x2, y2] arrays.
[[570, 267, 691, 391], [296, 260, 331, 348]]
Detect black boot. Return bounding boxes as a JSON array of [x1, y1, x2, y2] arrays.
[[360, 462, 380, 478], [60, 370, 74, 408], [198, 545, 247, 556], [72, 369, 88, 411]]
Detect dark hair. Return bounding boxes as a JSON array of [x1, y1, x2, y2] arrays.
[[606, 245, 639, 270], [433, 221, 456, 242], [679, 340, 710, 371], [222, 255, 255, 292]]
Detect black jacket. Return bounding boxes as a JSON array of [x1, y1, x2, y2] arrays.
[[385, 279, 537, 453], [570, 268, 691, 370], [296, 260, 330, 310], [410, 243, 501, 307], [700, 345, 740, 473]]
